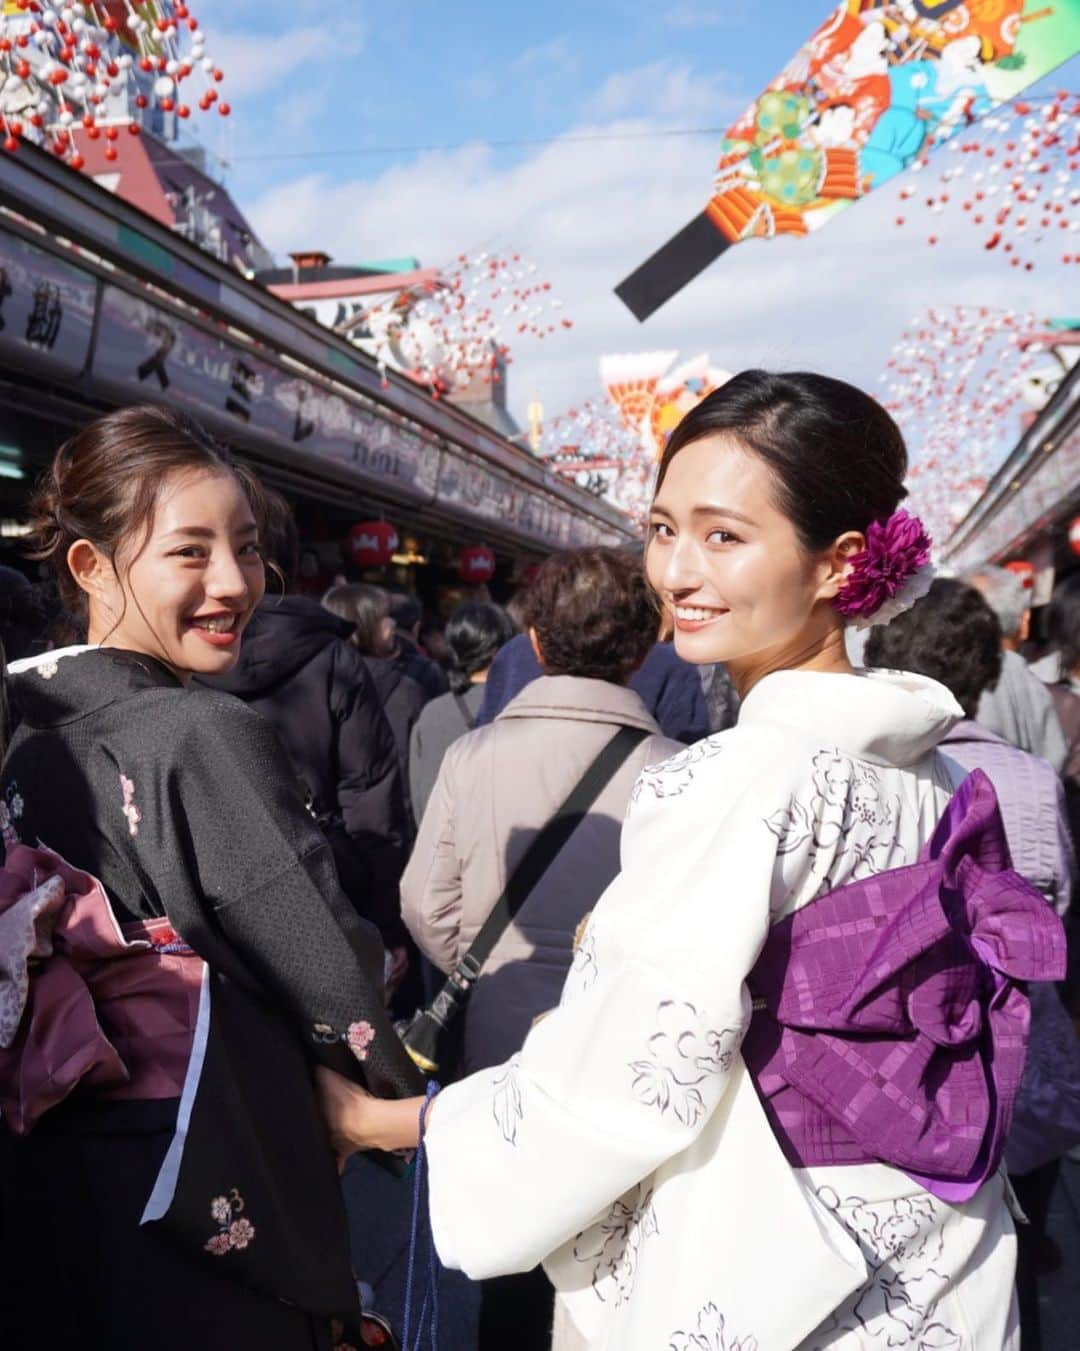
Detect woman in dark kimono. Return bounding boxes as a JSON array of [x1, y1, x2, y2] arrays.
[[0, 404, 423, 1350]]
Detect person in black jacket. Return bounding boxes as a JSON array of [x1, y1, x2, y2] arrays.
[[323, 583, 430, 831], [204, 492, 409, 950], [388, 592, 449, 700]]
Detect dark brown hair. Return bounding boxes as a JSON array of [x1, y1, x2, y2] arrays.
[[865, 578, 1002, 719], [322, 583, 391, 656], [656, 370, 908, 552], [28, 403, 267, 623], [522, 547, 656, 684]]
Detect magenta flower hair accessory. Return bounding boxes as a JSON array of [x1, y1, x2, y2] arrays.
[[833, 508, 934, 630]]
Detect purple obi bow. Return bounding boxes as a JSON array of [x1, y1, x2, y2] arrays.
[[743, 769, 1066, 1202]]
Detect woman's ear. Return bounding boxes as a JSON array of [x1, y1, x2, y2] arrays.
[[815, 531, 865, 603], [527, 626, 544, 666], [66, 539, 115, 609]]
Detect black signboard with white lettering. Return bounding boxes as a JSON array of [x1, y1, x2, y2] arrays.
[[0, 231, 96, 378]]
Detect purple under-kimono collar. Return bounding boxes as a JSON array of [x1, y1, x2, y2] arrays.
[[746, 769, 1066, 1202]]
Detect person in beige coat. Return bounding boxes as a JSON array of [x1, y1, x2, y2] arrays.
[[401, 547, 682, 1080]]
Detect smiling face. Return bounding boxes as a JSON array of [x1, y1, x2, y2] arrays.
[[645, 434, 858, 687], [72, 467, 266, 681]]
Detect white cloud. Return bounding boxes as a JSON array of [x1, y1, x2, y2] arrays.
[[194, 10, 365, 101], [665, 3, 749, 28], [585, 61, 742, 123], [241, 71, 1073, 438]]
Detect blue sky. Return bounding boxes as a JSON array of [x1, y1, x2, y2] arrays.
[[188, 1, 1080, 430]]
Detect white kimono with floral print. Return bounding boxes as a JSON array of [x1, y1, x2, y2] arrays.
[[424, 670, 1021, 1351]]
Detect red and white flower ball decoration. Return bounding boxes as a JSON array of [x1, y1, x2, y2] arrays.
[[1069, 516, 1080, 558], [349, 520, 398, 569], [894, 91, 1080, 271], [539, 397, 655, 527], [0, 1, 228, 170], [457, 544, 495, 585], [351, 250, 572, 397], [881, 305, 1043, 548]]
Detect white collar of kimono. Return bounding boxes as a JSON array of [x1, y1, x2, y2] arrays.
[[738, 667, 963, 768], [7, 644, 97, 675]]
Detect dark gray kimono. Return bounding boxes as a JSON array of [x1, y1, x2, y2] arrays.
[[1, 646, 424, 1347]]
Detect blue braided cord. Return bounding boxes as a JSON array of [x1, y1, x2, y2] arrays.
[[402, 1081, 441, 1351]]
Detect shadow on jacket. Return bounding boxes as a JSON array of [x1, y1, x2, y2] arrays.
[[202, 594, 409, 944], [401, 674, 682, 1072], [475, 635, 709, 744]]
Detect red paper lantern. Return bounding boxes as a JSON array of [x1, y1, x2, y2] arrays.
[[1069, 518, 1080, 558], [458, 544, 496, 584], [349, 520, 398, 568]]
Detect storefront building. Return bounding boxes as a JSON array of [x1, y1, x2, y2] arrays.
[[0, 142, 635, 606], [941, 341, 1080, 606]]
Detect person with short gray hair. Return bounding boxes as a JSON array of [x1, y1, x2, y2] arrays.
[[966, 565, 1067, 771]]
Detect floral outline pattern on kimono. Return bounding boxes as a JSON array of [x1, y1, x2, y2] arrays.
[[807, 1189, 963, 1351], [629, 739, 726, 809], [572, 1181, 659, 1308], [629, 1000, 741, 1127], [764, 750, 903, 900], [492, 1055, 524, 1145], [668, 1302, 759, 1351]]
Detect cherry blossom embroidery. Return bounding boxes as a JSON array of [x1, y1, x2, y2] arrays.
[[119, 775, 141, 837], [204, 1189, 254, 1256], [346, 1020, 375, 1062], [669, 1302, 758, 1351], [492, 1055, 524, 1145], [0, 784, 24, 850], [630, 1001, 741, 1127], [311, 1019, 377, 1063], [37, 659, 59, 680]]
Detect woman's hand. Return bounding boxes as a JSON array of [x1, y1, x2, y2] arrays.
[[314, 1066, 427, 1168]]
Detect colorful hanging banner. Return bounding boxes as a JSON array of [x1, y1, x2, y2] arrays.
[[616, 0, 1080, 321]]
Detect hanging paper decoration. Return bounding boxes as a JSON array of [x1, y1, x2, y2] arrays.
[[458, 544, 496, 584], [616, 0, 1080, 321], [891, 89, 1080, 270], [349, 520, 398, 568], [539, 397, 655, 526], [1003, 559, 1035, 587], [336, 250, 571, 398], [880, 304, 1045, 546], [0, 1, 227, 171], [601, 351, 732, 459]]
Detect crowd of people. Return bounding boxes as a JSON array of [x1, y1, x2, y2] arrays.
[[0, 376, 1077, 1351]]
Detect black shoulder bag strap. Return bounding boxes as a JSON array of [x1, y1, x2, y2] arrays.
[[402, 725, 649, 1073], [452, 690, 477, 731]]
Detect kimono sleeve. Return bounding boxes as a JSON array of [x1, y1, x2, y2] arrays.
[[424, 733, 783, 1277], [127, 691, 423, 1099]]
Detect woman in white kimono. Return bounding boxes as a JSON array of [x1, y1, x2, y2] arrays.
[[316, 370, 1064, 1350]]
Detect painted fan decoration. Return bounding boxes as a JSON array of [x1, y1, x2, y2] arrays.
[[0, 1, 228, 170], [617, 0, 1080, 321]]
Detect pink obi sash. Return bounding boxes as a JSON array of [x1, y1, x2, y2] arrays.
[[0, 844, 203, 1135]]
